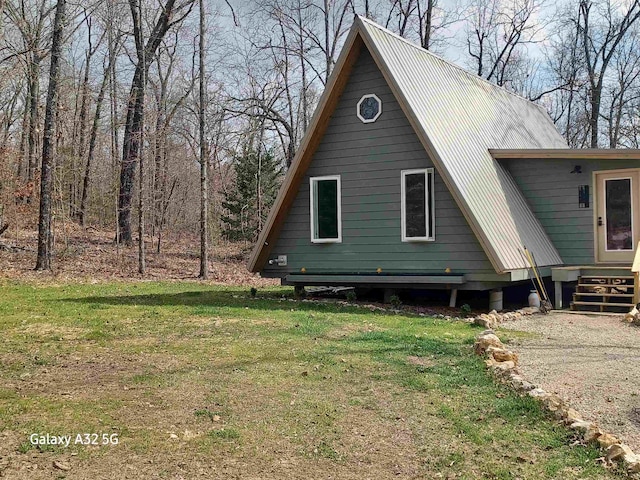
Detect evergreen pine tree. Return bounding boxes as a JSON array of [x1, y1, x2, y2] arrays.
[[222, 149, 282, 242]]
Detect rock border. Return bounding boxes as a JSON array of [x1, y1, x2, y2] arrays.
[[472, 306, 541, 329], [474, 329, 640, 474]]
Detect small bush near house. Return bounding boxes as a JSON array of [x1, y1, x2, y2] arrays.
[[389, 294, 402, 308]]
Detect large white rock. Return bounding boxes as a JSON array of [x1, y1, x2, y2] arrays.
[[606, 444, 635, 462], [473, 333, 503, 355]]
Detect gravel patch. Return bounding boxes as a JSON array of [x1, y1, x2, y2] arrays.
[[501, 312, 640, 452]]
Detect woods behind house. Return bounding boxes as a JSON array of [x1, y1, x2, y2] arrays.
[[1, 0, 640, 274]]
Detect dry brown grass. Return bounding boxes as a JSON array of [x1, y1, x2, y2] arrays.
[[0, 222, 277, 287]]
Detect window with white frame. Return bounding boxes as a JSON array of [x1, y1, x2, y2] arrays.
[[401, 168, 434, 241], [310, 175, 342, 243]]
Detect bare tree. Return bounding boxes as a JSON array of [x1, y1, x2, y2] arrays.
[[35, 0, 66, 270], [117, 0, 195, 245], [78, 54, 111, 226], [577, 0, 640, 147], [5, 0, 56, 184], [603, 26, 640, 147], [0, 76, 23, 150], [136, 0, 146, 274], [71, 13, 104, 219], [384, 0, 459, 51], [542, 6, 589, 146], [149, 30, 194, 251], [465, 0, 543, 86]]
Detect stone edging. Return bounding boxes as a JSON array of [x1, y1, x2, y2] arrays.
[[471, 306, 541, 329], [474, 329, 640, 474]]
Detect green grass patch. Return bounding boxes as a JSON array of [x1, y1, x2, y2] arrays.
[[0, 280, 623, 478], [208, 428, 240, 440]]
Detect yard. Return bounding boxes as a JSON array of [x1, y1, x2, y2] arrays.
[[0, 281, 624, 479]]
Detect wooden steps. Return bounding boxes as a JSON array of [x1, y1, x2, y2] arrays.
[[571, 274, 635, 312]]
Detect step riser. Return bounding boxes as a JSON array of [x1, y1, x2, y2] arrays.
[[574, 291, 634, 296], [580, 276, 634, 280], [571, 301, 633, 307], [571, 304, 631, 312]]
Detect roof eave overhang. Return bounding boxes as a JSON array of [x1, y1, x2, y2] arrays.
[[490, 148, 640, 159]]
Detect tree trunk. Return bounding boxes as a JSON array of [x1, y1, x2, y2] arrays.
[[26, 56, 40, 184], [136, 0, 146, 275], [79, 64, 109, 226], [198, 0, 208, 279], [422, 0, 434, 50], [74, 53, 92, 219], [17, 88, 29, 180], [118, 64, 145, 245], [0, 0, 5, 38], [35, 0, 66, 270], [589, 84, 601, 148], [153, 83, 166, 240]]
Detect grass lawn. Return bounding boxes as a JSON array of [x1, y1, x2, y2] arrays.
[[0, 281, 623, 479]]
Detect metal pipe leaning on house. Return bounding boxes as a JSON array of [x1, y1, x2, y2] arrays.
[[519, 249, 541, 306], [529, 249, 552, 308], [520, 247, 553, 312]]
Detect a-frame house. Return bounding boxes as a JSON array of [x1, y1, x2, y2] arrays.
[[248, 16, 640, 311]]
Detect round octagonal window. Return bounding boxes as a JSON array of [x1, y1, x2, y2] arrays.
[[357, 94, 382, 123]]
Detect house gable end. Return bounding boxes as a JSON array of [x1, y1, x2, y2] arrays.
[[259, 47, 495, 276], [250, 17, 565, 274]]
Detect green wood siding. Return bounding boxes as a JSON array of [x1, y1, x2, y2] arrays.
[[263, 48, 494, 277], [504, 158, 640, 265]]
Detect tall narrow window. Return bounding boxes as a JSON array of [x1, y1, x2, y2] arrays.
[[310, 175, 342, 243], [401, 168, 434, 241]]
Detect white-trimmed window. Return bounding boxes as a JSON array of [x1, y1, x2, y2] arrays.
[[401, 168, 435, 241], [310, 175, 342, 243]]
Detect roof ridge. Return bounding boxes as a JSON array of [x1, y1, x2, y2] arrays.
[[356, 15, 546, 109]]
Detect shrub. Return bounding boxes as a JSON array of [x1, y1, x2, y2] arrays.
[[389, 294, 402, 308]]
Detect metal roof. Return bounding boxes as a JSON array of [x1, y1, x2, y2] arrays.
[[249, 17, 568, 274], [357, 17, 566, 272]]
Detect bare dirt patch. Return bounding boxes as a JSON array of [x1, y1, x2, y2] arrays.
[[502, 312, 640, 452], [406, 356, 435, 368], [19, 323, 87, 341], [13, 352, 152, 399]]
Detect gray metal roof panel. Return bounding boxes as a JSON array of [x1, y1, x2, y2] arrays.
[[358, 17, 566, 271]]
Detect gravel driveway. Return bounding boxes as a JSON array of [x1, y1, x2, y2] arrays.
[[501, 312, 640, 452]]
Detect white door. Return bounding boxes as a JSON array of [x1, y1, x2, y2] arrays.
[[595, 170, 640, 264]]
